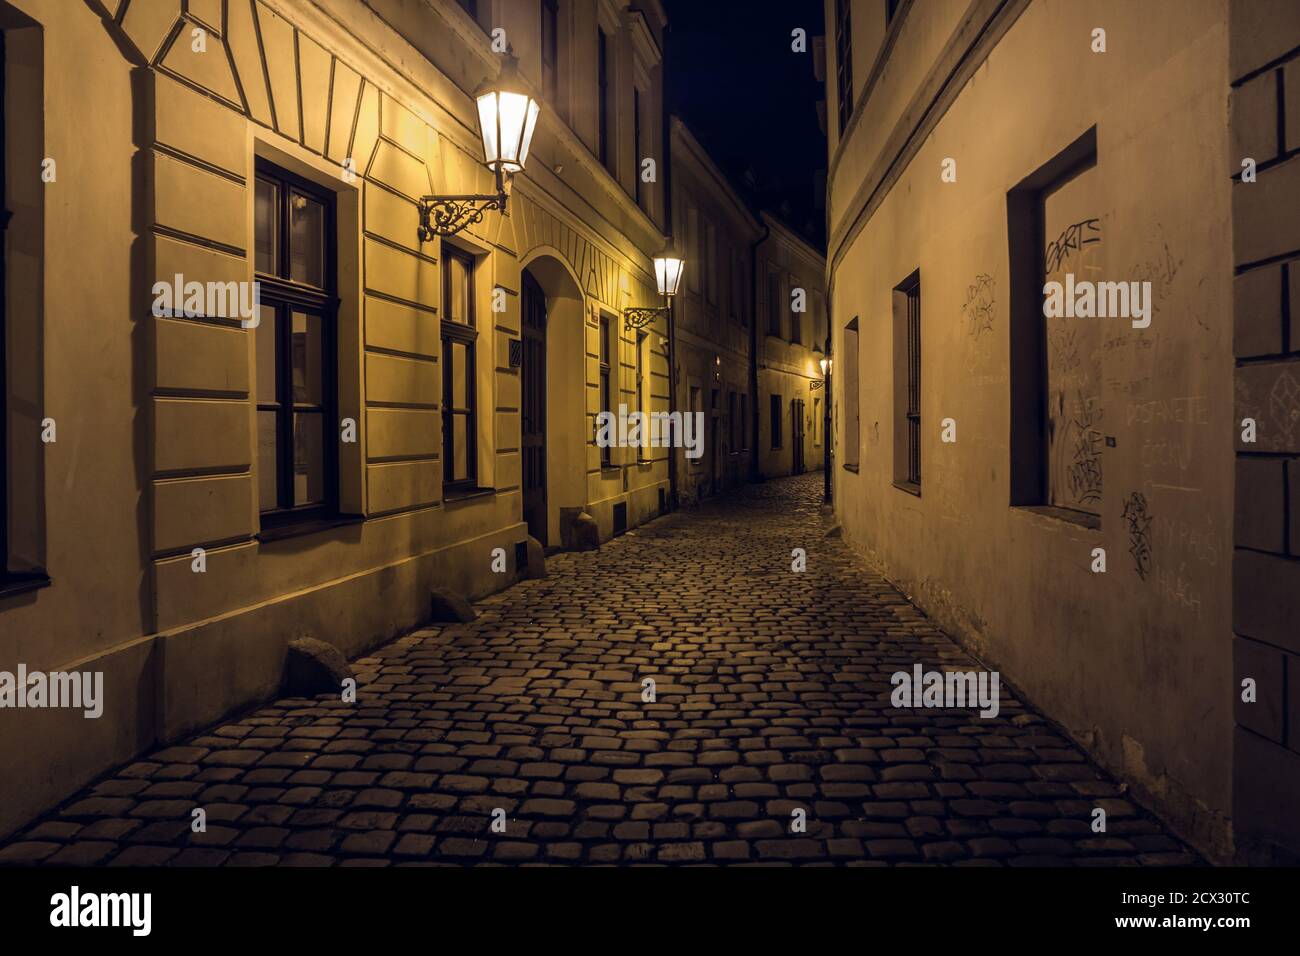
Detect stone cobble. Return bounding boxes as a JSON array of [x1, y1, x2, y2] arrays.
[[0, 474, 1199, 866]]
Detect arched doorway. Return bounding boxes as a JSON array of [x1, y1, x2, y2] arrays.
[[519, 251, 585, 548], [520, 271, 547, 545]]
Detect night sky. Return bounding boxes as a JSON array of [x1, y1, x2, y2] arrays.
[[663, 0, 828, 250]]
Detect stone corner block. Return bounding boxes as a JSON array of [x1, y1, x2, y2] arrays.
[[283, 637, 353, 696], [430, 586, 477, 623]]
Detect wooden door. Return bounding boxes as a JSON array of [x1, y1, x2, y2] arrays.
[[520, 272, 548, 545]]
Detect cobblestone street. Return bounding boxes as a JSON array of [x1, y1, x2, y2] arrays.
[[0, 474, 1197, 867]]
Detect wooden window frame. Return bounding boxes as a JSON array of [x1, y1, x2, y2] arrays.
[[441, 245, 479, 493], [597, 27, 611, 173], [635, 330, 648, 461], [842, 317, 860, 471], [835, 0, 853, 135], [599, 314, 613, 467], [892, 270, 921, 494], [541, 0, 559, 105], [1007, 126, 1099, 527], [254, 160, 340, 533], [633, 86, 643, 207], [767, 270, 782, 338]]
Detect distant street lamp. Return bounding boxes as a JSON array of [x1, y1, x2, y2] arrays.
[[821, 352, 832, 503], [418, 52, 540, 240], [623, 247, 685, 511], [810, 356, 830, 389], [625, 248, 684, 330]]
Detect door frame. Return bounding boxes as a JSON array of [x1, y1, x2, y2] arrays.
[[520, 270, 548, 546]]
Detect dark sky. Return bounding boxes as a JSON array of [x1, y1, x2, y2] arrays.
[[663, 0, 828, 249]]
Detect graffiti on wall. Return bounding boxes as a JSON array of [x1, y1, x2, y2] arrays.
[[1043, 174, 1104, 516], [1121, 491, 1154, 580], [1067, 392, 1104, 505], [1044, 217, 1101, 274], [962, 273, 996, 339]]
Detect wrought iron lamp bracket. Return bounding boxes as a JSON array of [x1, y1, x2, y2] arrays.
[[623, 306, 669, 331], [417, 191, 507, 241], [809, 380, 825, 390]]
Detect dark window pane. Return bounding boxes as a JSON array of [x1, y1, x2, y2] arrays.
[[255, 305, 278, 404], [293, 411, 326, 505], [598, 29, 609, 169], [446, 253, 471, 325], [255, 178, 278, 275], [542, 0, 558, 102], [289, 192, 325, 286], [257, 410, 280, 511], [291, 310, 324, 406], [452, 414, 469, 482], [450, 340, 469, 410]]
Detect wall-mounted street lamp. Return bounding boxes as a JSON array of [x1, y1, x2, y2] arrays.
[[624, 248, 685, 331], [821, 351, 832, 504], [418, 53, 540, 241], [810, 356, 831, 389], [623, 248, 685, 512]]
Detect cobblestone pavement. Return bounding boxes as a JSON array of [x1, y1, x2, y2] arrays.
[[0, 473, 1198, 867]]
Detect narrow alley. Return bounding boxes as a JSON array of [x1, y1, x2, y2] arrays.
[[0, 475, 1196, 867]]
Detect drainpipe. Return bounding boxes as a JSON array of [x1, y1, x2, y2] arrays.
[[666, 297, 679, 510], [823, 323, 832, 504], [748, 220, 769, 482]]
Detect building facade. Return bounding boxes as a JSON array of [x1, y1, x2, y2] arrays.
[[668, 118, 761, 504], [757, 214, 828, 480], [823, 0, 1298, 862], [0, 0, 676, 838]]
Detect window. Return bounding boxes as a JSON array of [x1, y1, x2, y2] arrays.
[[1, 28, 7, 581], [597, 28, 612, 173], [254, 162, 338, 528], [843, 318, 859, 470], [686, 205, 700, 294], [812, 291, 826, 351], [0, 24, 48, 591], [689, 385, 701, 464], [740, 394, 748, 450], [635, 330, 647, 425], [635, 331, 649, 460], [633, 87, 643, 206], [455, 0, 478, 18], [791, 282, 803, 345], [728, 251, 738, 321], [835, 0, 853, 134], [1007, 126, 1100, 526], [541, 0, 559, 105], [441, 246, 478, 490], [733, 250, 746, 324], [770, 393, 782, 449], [705, 222, 717, 305], [710, 388, 720, 470], [728, 392, 737, 450], [599, 315, 612, 466], [892, 272, 920, 492], [767, 270, 782, 338]]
